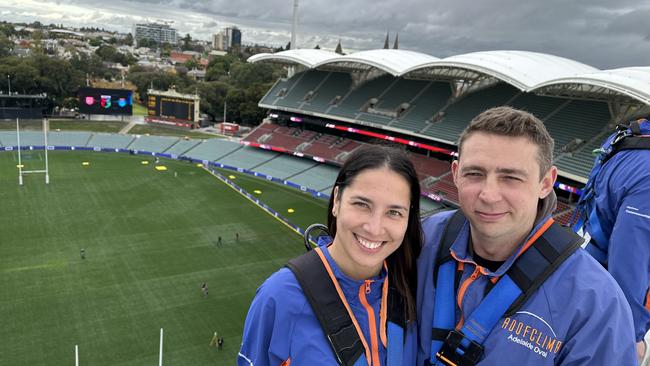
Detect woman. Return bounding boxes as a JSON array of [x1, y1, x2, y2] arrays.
[[238, 144, 422, 366]]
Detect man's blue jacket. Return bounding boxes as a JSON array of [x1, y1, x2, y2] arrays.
[[584, 121, 650, 342], [417, 210, 637, 365]]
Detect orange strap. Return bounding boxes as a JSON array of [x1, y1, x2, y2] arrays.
[[314, 247, 388, 366]]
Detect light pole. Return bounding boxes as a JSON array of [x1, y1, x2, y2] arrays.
[[7, 74, 11, 94]]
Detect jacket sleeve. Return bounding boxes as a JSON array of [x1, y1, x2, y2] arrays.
[[605, 181, 650, 342], [238, 270, 296, 366], [555, 254, 638, 366]]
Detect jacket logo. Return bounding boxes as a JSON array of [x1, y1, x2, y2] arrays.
[[501, 312, 562, 358]]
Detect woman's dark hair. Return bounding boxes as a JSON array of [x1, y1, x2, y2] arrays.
[[327, 144, 422, 321]]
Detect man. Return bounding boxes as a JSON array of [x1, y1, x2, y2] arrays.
[[417, 107, 636, 365], [574, 118, 650, 364]]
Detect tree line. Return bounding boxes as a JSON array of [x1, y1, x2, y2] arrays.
[[0, 22, 286, 125]]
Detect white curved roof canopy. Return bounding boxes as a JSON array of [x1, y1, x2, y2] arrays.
[[403, 51, 598, 90], [247, 49, 340, 68], [533, 67, 650, 105], [313, 49, 439, 76]]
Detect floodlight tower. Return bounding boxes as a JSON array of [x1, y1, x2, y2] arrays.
[[288, 0, 299, 77]]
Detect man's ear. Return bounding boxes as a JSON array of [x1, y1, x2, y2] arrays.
[[539, 166, 557, 199], [451, 160, 460, 187]]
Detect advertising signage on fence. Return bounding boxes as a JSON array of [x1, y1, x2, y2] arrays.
[[78, 88, 133, 115]]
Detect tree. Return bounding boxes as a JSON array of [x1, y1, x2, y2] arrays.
[[184, 59, 198, 70], [182, 33, 192, 51], [229, 62, 275, 89], [205, 54, 237, 82], [123, 33, 133, 46], [89, 37, 102, 47], [196, 81, 230, 120], [0, 33, 13, 58]]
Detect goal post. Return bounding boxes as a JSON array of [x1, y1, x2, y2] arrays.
[[16, 117, 50, 185]]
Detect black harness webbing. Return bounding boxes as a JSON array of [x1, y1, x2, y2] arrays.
[[287, 249, 406, 366]]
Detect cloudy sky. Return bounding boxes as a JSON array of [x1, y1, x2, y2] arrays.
[[1, 0, 650, 69]]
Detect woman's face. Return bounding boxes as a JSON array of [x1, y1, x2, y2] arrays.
[[329, 166, 411, 280]]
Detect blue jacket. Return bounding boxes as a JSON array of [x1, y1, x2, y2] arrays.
[[584, 129, 650, 342], [238, 244, 417, 366], [417, 210, 637, 365]]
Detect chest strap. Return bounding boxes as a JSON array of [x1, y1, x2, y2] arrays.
[[287, 248, 406, 366], [430, 211, 582, 366]]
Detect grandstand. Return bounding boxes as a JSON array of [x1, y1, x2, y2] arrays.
[[248, 48, 650, 220]]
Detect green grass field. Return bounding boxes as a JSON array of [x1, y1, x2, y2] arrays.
[[0, 150, 327, 365]]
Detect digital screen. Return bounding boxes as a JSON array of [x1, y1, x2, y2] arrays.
[[78, 88, 133, 115], [147, 94, 195, 122]]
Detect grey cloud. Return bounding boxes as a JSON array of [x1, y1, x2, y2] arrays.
[[3, 0, 650, 68]]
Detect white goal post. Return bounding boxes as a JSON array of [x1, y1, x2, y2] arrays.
[[16, 118, 50, 185]]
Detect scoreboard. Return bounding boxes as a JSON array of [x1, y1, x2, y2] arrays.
[[78, 87, 132, 115], [146, 94, 198, 123]]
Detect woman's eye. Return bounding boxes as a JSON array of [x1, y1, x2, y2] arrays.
[[353, 201, 369, 208], [388, 210, 403, 217]]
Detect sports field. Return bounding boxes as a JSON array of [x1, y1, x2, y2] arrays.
[[0, 150, 327, 365]]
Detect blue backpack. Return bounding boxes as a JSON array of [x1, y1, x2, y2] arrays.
[[572, 118, 650, 264]]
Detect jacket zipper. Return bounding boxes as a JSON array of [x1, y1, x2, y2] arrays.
[[455, 265, 483, 329], [359, 280, 381, 365]]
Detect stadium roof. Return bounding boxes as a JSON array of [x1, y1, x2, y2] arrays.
[[247, 49, 340, 68], [313, 49, 439, 75], [532, 67, 650, 105], [249, 49, 650, 104], [402, 50, 598, 90]]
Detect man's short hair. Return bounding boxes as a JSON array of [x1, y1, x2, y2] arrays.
[[457, 106, 554, 179]]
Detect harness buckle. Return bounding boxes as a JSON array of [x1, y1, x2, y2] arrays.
[[435, 330, 484, 366]]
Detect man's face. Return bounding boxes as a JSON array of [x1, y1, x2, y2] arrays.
[[452, 132, 556, 255]]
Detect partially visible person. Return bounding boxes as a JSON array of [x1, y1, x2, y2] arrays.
[[416, 107, 636, 365], [239, 144, 422, 365], [573, 118, 650, 364]]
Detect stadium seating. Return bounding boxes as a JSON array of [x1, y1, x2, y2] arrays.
[[48, 131, 92, 147], [164, 138, 201, 156], [87, 133, 136, 149], [128, 135, 179, 153], [391, 82, 452, 133], [183, 139, 241, 161], [420, 197, 447, 216], [543, 99, 610, 154], [302, 72, 353, 114], [422, 83, 520, 142], [507, 92, 567, 120], [0, 131, 45, 147], [376, 78, 430, 111], [254, 154, 319, 179], [276, 70, 330, 110], [328, 74, 396, 118], [290, 163, 341, 192], [259, 77, 303, 106], [217, 146, 279, 169], [554, 131, 606, 178]]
